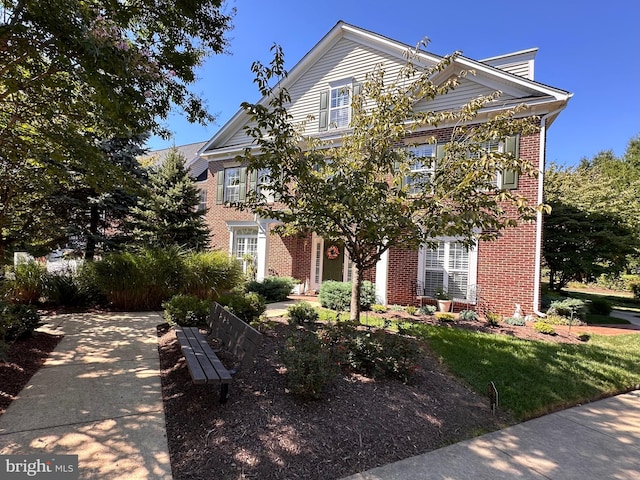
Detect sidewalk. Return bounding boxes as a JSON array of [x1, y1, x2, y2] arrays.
[[342, 389, 640, 479], [0, 312, 171, 479]]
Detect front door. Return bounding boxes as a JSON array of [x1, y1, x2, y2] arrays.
[[322, 241, 344, 282]]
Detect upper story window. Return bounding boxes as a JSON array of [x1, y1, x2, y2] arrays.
[[318, 79, 360, 131], [196, 185, 207, 211], [216, 166, 276, 204], [329, 85, 350, 128], [224, 167, 242, 203], [405, 144, 436, 194]]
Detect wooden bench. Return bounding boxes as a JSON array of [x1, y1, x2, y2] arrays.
[[175, 302, 263, 403]]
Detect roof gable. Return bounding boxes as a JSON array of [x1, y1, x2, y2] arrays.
[[202, 21, 570, 158]]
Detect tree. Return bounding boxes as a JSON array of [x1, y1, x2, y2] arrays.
[[0, 1, 233, 261], [544, 135, 640, 288], [52, 135, 150, 260], [238, 44, 541, 321], [543, 201, 638, 290], [131, 148, 210, 250]]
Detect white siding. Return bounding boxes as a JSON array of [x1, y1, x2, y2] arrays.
[[496, 61, 532, 79], [414, 77, 516, 113], [224, 38, 422, 146]]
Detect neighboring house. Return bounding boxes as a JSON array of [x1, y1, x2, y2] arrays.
[[191, 21, 571, 316], [143, 141, 209, 211]]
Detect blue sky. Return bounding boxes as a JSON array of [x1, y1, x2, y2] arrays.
[[147, 0, 640, 167]]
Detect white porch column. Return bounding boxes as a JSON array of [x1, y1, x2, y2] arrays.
[[255, 220, 269, 282], [375, 249, 389, 305]]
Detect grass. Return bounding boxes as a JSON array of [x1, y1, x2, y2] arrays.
[[408, 323, 640, 421]]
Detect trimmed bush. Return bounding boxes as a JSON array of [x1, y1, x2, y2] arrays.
[[459, 309, 479, 321], [371, 304, 387, 313], [504, 316, 526, 326], [0, 301, 41, 342], [436, 312, 455, 322], [218, 291, 266, 323], [162, 294, 211, 327], [318, 280, 376, 311], [287, 302, 319, 326], [281, 330, 338, 400], [246, 276, 295, 302], [419, 304, 437, 315], [588, 298, 612, 316], [547, 298, 586, 320], [534, 321, 556, 335]]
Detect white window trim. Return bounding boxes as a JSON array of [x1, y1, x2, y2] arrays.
[[224, 167, 241, 203], [328, 79, 352, 130], [417, 238, 478, 301], [406, 144, 436, 194]]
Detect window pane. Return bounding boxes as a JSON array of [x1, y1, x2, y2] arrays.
[[449, 242, 469, 271], [424, 241, 445, 268], [424, 271, 444, 297], [225, 168, 240, 202]]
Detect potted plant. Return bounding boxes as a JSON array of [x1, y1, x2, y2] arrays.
[[434, 288, 452, 312]]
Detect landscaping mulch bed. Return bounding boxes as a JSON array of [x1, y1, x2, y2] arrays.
[[0, 332, 63, 416], [157, 320, 513, 480]]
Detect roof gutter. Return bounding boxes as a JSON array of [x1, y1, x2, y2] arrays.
[[533, 107, 565, 317]]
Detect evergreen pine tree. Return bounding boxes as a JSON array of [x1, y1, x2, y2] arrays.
[[132, 148, 211, 250]]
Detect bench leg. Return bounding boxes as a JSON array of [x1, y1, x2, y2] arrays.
[[220, 384, 229, 404]]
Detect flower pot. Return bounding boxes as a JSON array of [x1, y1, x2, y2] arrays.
[[437, 300, 452, 312]]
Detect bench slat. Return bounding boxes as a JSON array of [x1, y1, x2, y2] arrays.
[[177, 327, 232, 385], [175, 329, 208, 384]]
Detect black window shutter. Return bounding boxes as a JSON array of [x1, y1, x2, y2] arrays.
[[501, 135, 520, 190], [216, 168, 225, 204], [318, 90, 329, 131]]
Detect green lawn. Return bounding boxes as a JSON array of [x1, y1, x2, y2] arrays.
[[409, 323, 640, 421]]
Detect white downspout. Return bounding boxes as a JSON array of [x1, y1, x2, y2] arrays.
[[533, 109, 564, 317]]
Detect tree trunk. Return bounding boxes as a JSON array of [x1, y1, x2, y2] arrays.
[[84, 205, 100, 261], [350, 265, 362, 323]]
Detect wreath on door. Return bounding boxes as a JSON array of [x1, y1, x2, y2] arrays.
[[326, 245, 340, 260]]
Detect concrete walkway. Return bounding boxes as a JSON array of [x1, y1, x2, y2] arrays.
[[611, 308, 640, 326], [1, 306, 639, 479], [0, 312, 171, 479], [342, 390, 640, 480]]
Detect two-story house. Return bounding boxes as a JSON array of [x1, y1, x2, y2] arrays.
[[191, 21, 571, 316]]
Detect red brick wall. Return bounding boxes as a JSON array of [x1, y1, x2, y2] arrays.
[[204, 129, 542, 315], [386, 130, 542, 316]]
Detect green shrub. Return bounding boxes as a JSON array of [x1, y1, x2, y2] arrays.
[[0, 301, 41, 342], [405, 305, 417, 316], [280, 330, 338, 400], [89, 247, 184, 310], [459, 310, 479, 321], [182, 251, 243, 299], [162, 294, 211, 327], [246, 276, 295, 302], [504, 316, 526, 326], [544, 313, 586, 326], [371, 304, 387, 313], [46, 273, 95, 307], [588, 298, 612, 316], [318, 322, 420, 384], [435, 312, 455, 322], [218, 291, 266, 323], [5, 262, 49, 304], [547, 298, 586, 320], [626, 275, 640, 300], [419, 304, 437, 315], [485, 312, 501, 327], [318, 280, 376, 311], [533, 321, 556, 335], [287, 302, 319, 326]]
